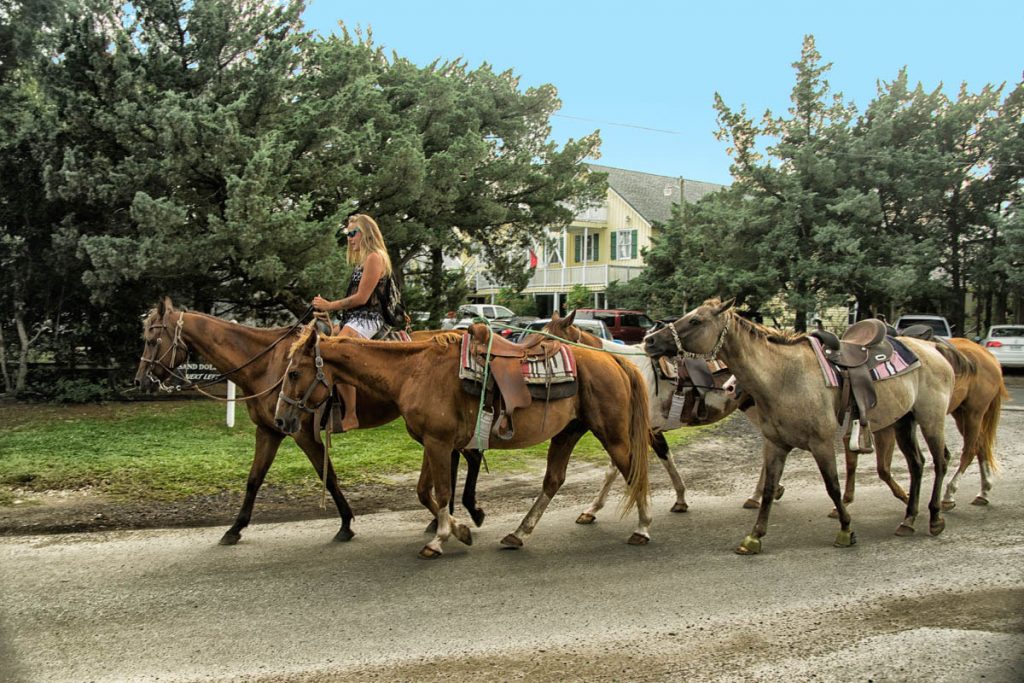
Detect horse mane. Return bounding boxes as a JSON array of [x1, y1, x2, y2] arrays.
[[289, 325, 464, 359], [725, 307, 807, 346], [935, 341, 977, 377]]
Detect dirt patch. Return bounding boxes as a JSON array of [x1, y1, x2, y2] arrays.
[[0, 412, 764, 537]]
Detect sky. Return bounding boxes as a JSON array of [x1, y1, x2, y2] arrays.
[[302, 1, 1023, 187]]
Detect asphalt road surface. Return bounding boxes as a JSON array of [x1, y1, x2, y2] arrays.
[[2, 395, 1023, 682]]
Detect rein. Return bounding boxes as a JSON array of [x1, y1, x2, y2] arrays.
[[666, 319, 729, 362], [141, 306, 313, 399]]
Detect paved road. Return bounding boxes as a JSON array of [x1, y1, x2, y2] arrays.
[[2, 410, 1023, 683]]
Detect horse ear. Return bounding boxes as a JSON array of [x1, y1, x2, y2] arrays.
[[158, 296, 173, 317], [563, 310, 577, 326], [714, 298, 736, 315], [551, 311, 561, 322]]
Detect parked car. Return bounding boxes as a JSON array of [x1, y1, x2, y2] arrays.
[[511, 318, 616, 344], [894, 314, 953, 340], [979, 324, 1024, 369], [445, 303, 517, 330], [573, 309, 655, 344]]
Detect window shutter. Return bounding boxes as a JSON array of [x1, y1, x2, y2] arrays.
[[631, 229, 638, 259], [610, 232, 618, 261], [574, 235, 581, 262], [592, 234, 600, 261]]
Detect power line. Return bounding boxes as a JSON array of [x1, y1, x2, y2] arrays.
[[552, 114, 685, 136]]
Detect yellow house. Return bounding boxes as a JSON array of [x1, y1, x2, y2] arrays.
[[471, 164, 725, 315]]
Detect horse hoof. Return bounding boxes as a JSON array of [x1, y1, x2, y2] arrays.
[[424, 519, 438, 534], [895, 523, 915, 537], [827, 508, 839, 519], [941, 500, 956, 512], [774, 485, 785, 501], [333, 528, 355, 543], [742, 498, 760, 510], [670, 502, 689, 513], [470, 508, 487, 527], [575, 513, 596, 525], [418, 546, 443, 559], [833, 530, 856, 547], [970, 497, 989, 507], [218, 532, 241, 546], [627, 532, 650, 546], [930, 519, 946, 536], [735, 535, 762, 555], [452, 524, 473, 546], [500, 534, 523, 549]]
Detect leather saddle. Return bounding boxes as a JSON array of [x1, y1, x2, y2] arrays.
[[810, 318, 894, 454], [466, 323, 565, 440]]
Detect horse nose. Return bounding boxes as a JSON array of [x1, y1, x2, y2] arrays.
[[275, 417, 286, 431]]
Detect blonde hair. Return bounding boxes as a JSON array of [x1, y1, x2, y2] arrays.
[[346, 214, 393, 276]]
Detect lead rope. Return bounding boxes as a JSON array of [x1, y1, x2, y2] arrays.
[[472, 324, 495, 450]]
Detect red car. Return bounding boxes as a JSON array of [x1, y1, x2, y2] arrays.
[[573, 309, 655, 344]]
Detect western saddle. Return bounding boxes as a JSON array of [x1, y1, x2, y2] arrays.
[[466, 323, 566, 442], [810, 318, 894, 454]]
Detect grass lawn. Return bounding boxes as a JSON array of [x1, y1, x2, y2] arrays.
[[0, 399, 718, 505]]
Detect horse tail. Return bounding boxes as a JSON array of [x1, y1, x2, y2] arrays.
[[615, 354, 650, 515], [935, 341, 975, 379], [978, 381, 1008, 473]]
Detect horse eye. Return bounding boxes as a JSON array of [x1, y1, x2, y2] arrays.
[[147, 339, 158, 347], [690, 318, 702, 326], [288, 371, 299, 381]]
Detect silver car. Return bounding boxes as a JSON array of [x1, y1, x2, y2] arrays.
[[512, 318, 616, 343], [980, 324, 1024, 369]]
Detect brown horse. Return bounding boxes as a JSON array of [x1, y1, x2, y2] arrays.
[[134, 297, 483, 545], [274, 323, 652, 558], [541, 312, 762, 521], [644, 298, 954, 554]]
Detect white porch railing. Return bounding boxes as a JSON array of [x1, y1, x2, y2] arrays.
[[473, 264, 643, 292]]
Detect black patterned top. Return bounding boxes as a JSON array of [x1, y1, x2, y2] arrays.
[[340, 264, 386, 325]]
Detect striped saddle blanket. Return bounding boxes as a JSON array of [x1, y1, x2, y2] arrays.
[[809, 335, 920, 388], [459, 335, 577, 385]]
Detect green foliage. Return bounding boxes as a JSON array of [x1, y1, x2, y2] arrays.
[[565, 284, 591, 311], [495, 288, 538, 316]]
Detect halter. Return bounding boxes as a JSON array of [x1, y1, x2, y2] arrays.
[[668, 319, 729, 362], [277, 337, 331, 415]]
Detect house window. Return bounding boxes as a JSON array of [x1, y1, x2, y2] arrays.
[[573, 233, 600, 263], [545, 235, 564, 265], [610, 229, 638, 260]]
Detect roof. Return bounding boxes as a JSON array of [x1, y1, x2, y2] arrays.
[[587, 164, 726, 226]]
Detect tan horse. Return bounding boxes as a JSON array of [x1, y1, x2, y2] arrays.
[[644, 298, 954, 554], [274, 323, 651, 558], [747, 337, 1006, 515], [134, 298, 483, 545], [541, 312, 762, 521]]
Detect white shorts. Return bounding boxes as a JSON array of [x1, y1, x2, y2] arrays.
[[342, 317, 385, 339]]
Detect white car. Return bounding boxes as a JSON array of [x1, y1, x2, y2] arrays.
[[444, 304, 516, 330], [980, 324, 1024, 369], [894, 314, 953, 340], [512, 318, 617, 343]]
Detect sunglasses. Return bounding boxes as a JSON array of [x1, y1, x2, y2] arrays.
[[343, 228, 361, 238]]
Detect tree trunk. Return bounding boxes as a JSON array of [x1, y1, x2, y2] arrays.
[[0, 323, 11, 395], [15, 309, 29, 395]]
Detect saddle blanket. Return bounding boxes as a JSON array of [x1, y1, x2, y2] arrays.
[[808, 335, 920, 388], [458, 335, 577, 384]]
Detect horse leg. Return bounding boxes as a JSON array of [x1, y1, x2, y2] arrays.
[[294, 429, 357, 543], [418, 456, 441, 534], [807, 440, 855, 548], [942, 409, 978, 511], [652, 431, 689, 513], [502, 425, 585, 549], [919, 416, 948, 536], [220, 426, 284, 546], [744, 462, 784, 509], [420, 437, 470, 558], [576, 462, 618, 524], [460, 449, 487, 527], [874, 427, 907, 503], [737, 440, 791, 555], [892, 415, 925, 536]]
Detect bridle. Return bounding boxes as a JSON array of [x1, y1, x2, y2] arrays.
[[277, 335, 331, 415], [140, 312, 190, 390], [663, 318, 729, 362]]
